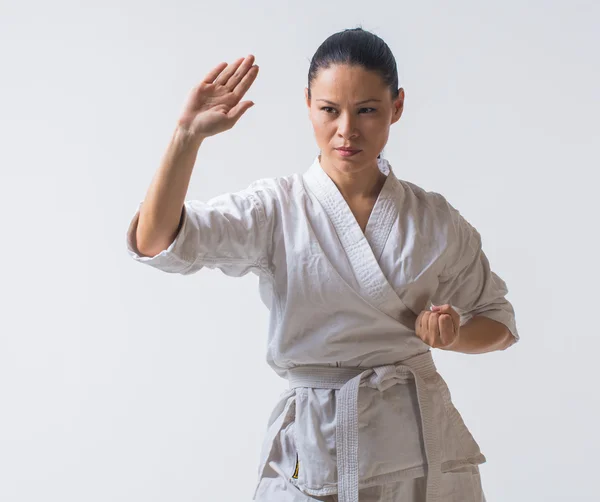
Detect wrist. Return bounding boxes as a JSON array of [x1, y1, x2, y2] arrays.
[[173, 123, 205, 149]]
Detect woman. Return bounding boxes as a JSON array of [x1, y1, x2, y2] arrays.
[[126, 28, 519, 502]]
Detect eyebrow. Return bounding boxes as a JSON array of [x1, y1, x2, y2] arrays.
[[316, 99, 382, 106]]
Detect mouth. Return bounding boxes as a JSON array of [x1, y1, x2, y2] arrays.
[[335, 148, 361, 158], [335, 147, 361, 153]]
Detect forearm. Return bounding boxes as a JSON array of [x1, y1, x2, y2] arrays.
[[441, 315, 515, 354], [136, 126, 205, 256]]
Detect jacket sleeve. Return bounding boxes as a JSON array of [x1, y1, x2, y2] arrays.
[[125, 183, 274, 278], [432, 198, 519, 341]]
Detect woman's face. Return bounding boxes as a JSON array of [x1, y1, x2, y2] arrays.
[[305, 64, 404, 176]]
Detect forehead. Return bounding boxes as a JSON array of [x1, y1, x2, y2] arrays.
[[311, 64, 388, 99]]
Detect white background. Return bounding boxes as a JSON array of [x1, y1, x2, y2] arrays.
[[1, 1, 598, 501]]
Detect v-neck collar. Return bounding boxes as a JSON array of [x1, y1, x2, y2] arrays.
[[303, 154, 401, 260], [302, 154, 411, 322]]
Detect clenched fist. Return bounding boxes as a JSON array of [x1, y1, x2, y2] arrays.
[[415, 304, 460, 349]]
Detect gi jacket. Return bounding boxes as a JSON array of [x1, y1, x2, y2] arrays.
[[126, 155, 519, 501]]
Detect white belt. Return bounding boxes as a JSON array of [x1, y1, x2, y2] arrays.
[[287, 351, 441, 502]]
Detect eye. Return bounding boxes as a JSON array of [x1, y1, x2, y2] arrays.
[[320, 107, 376, 114]]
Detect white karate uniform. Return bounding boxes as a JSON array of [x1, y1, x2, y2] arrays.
[[126, 155, 519, 502]]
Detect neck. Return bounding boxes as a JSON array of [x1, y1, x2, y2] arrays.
[[319, 154, 387, 200]]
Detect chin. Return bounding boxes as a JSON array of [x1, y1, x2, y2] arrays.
[[325, 150, 377, 165]]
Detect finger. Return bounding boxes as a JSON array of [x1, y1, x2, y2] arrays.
[[434, 304, 458, 334], [232, 65, 259, 100], [440, 307, 458, 333], [203, 62, 229, 84], [213, 56, 247, 86], [227, 100, 255, 124], [439, 314, 455, 346], [220, 55, 255, 89], [416, 312, 427, 343], [416, 311, 428, 341], [226, 56, 257, 92], [429, 312, 441, 347]]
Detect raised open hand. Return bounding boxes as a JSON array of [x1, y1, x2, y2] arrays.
[[177, 54, 259, 141]]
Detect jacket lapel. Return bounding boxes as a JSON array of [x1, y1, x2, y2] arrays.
[[302, 155, 412, 323]]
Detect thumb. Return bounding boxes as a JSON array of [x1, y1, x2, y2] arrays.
[[227, 101, 255, 124]]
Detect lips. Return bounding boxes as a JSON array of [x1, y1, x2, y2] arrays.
[[336, 147, 361, 153]]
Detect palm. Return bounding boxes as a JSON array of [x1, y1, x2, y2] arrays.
[[178, 55, 259, 138], [185, 85, 237, 133]]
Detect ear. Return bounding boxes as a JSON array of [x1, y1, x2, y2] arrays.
[[304, 87, 311, 110], [391, 88, 405, 125]]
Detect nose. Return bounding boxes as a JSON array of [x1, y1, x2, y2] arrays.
[[337, 112, 359, 139]]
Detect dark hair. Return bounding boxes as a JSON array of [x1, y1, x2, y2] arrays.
[[308, 27, 399, 101], [308, 27, 399, 160]]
